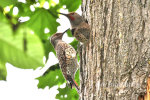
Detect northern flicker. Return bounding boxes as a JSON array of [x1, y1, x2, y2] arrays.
[[59, 12, 90, 44], [50, 29, 79, 91]]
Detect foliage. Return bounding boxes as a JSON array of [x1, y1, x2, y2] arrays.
[[37, 64, 80, 99], [56, 87, 79, 100], [0, 22, 44, 69], [37, 64, 65, 89], [56, 70, 80, 100], [0, 0, 81, 99], [0, 60, 7, 80]]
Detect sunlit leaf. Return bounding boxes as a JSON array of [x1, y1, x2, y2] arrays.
[[0, 22, 44, 69], [0, 11, 8, 23], [0, 60, 7, 81], [26, 8, 60, 40], [0, 0, 17, 7], [37, 64, 65, 89]]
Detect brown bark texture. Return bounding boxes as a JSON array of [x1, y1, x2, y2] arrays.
[[80, 0, 150, 100]]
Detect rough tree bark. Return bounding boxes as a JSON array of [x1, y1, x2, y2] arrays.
[[80, 0, 150, 100]]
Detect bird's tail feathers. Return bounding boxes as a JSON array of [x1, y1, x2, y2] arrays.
[[67, 75, 79, 91], [71, 80, 79, 91]]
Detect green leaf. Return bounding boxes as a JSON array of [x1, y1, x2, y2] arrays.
[[14, 3, 32, 17], [0, 0, 18, 7], [0, 60, 7, 81], [26, 0, 36, 4], [26, 8, 60, 40], [49, 4, 62, 14], [0, 11, 8, 23], [37, 64, 65, 89], [69, 39, 78, 50], [0, 22, 44, 69], [59, 0, 81, 12], [43, 39, 56, 61], [74, 70, 80, 86], [66, 29, 73, 37], [56, 86, 79, 100]]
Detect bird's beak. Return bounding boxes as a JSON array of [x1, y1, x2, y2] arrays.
[[62, 28, 70, 35], [59, 13, 68, 17]]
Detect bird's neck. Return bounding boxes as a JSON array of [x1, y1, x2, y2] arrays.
[[71, 23, 80, 29], [54, 40, 63, 48], [70, 19, 83, 29]]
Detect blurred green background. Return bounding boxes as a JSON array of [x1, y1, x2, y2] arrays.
[[0, 0, 81, 99]]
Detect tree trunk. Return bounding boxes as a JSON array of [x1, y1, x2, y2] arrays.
[[80, 0, 150, 100]]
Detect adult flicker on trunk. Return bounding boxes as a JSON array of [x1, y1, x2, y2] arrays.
[[50, 29, 79, 91], [59, 12, 91, 44]]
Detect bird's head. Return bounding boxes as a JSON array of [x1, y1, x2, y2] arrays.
[[59, 12, 83, 28], [50, 29, 69, 47]]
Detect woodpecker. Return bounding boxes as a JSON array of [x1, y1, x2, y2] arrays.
[[59, 12, 90, 44], [50, 29, 79, 91]]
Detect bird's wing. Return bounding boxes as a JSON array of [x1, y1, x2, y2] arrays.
[[56, 42, 77, 76], [78, 22, 90, 39], [64, 45, 76, 60], [56, 42, 68, 77]]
